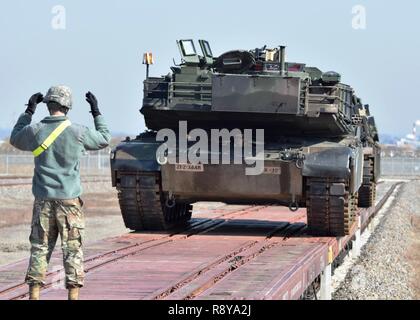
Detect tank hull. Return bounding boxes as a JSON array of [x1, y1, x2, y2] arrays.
[[160, 161, 303, 205], [111, 133, 365, 236]]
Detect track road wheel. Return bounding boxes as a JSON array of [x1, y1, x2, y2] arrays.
[[306, 178, 358, 237], [117, 172, 192, 231]]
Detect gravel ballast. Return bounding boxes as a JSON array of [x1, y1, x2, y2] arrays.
[[333, 180, 418, 300]]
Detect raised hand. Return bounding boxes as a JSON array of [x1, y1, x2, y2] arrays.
[[85, 91, 101, 117], [25, 92, 44, 115]]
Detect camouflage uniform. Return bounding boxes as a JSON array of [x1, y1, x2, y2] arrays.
[[26, 198, 85, 288]]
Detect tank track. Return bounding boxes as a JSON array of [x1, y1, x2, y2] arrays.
[[116, 172, 192, 231], [306, 178, 358, 236], [358, 157, 376, 208]]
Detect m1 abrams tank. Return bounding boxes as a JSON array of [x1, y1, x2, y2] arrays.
[[110, 40, 381, 236]]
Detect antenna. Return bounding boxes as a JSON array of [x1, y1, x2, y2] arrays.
[[279, 46, 286, 76]]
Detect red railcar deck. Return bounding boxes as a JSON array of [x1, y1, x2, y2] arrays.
[[0, 181, 398, 300]]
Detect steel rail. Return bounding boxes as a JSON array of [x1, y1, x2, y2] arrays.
[[1, 205, 266, 300]]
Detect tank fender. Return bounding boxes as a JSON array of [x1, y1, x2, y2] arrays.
[[302, 146, 364, 193], [110, 140, 161, 186], [302, 147, 353, 179], [350, 146, 364, 193]]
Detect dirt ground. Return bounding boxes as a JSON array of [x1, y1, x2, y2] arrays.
[[0, 179, 129, 267], [0, 179, 119, 228]]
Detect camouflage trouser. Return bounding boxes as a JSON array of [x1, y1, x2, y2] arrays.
[[25, 198, 85, 289]]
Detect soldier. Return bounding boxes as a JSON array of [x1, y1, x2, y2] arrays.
[[10, 86, 111, 300]]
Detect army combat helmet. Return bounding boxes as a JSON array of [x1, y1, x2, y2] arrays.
[[43, 85, 73, 109]]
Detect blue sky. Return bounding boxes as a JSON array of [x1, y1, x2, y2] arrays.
[[0, 0, 419, 136]]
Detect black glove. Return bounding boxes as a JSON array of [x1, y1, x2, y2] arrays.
[[25, 92, 44, 115], [85, 91, 101, 118]]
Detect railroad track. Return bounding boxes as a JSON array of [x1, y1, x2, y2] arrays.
[[0, 204, 269, 300], [0, 181, 401, 300]]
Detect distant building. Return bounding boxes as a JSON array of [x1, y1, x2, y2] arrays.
[[396, 120, 420, 150]]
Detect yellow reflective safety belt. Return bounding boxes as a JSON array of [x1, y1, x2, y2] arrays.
[[33, 120, 72, 157]]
